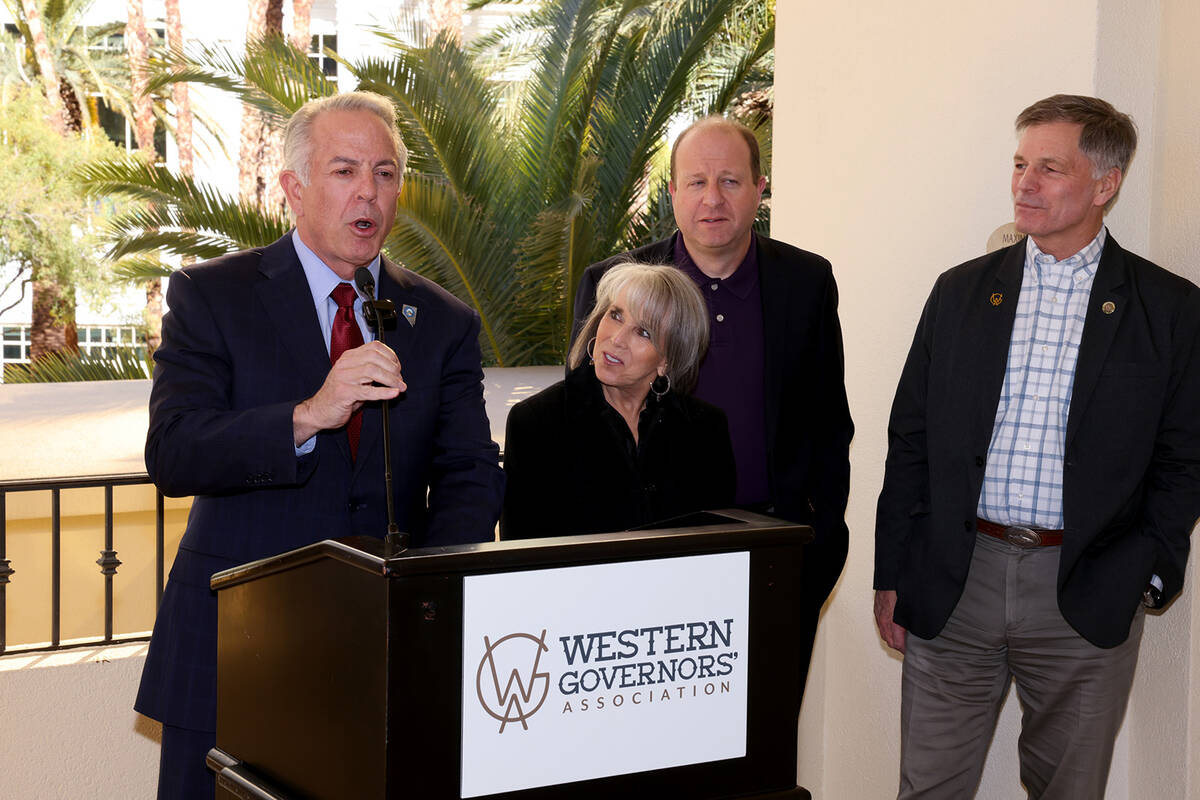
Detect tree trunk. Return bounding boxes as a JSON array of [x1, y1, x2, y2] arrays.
[[238, 0, 286, 215], [125, 0, 157, 154], [18, 0, 66, 135], [144, 276, 163, 351], [266, 0, 284, 34], [128, 0, 164, 353], [30, 278, 78, 361], [58, 79, 82, 133], [166, 0, 194, 178], [429, 0, 464, 44], [19, 0, 74, 359], [290, 0, 313, 52]]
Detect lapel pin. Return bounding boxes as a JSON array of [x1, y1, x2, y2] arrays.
[[989, 292, 1003, 307], [1102, 301, 1116, 315], [402, 304, 418, 327]]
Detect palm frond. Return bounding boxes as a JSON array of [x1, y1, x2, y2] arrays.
[[111, 255, 176, 281], [587, 0, 738, 255], [387, 174, 524, 365], [349, 35, 508, 203], [5, 347, 152, 383], [79, 155, 289, 260], [147, 35, 336, 124]]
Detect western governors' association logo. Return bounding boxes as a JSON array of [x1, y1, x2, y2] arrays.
[[476, 630, 551, 733]]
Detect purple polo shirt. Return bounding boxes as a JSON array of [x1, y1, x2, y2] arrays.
[[674, 233, 769, 506]]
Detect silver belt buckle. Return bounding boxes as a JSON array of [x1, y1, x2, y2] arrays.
[[1004, 526, 1042, 547]]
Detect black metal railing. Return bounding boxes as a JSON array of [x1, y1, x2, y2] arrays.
[[0, 473, 166, 656]]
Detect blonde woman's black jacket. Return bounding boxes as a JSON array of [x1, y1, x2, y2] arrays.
[[501, 363, 735, 539]]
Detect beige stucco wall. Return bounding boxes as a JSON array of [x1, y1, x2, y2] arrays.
[[774, 0, 1199, 797], [0, 644, 159, 799]]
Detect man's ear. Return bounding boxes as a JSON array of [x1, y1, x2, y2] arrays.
[[279, 170, 304, 217], [1094, 167, 1122, 208]]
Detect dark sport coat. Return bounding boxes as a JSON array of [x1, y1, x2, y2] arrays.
[[875, 234, 1200, 648], [573, 233, 854, 607], [136, 233, 503, 731]]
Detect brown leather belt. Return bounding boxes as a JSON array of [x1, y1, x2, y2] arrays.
[[976, 517, 1063, 547]]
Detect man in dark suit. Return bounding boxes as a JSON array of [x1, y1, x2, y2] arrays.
[[135, 92, 504, 799], [573, 117, 853, 699], [874, 95, 1200, 798]]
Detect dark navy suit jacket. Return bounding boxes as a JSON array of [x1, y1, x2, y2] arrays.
[[136, 234, 504, 730], [875, 235, 1200, 648]]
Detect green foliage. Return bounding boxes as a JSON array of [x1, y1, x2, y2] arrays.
[[3, 346, 152, 383], [81, 0, 774, 366], [3, 0, 142, 130], [78, 153, 291, 275], [0, 89, 131, 321]]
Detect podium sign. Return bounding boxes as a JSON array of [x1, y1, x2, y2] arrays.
[[461, 552, 749, 796], [209, 509, 811, 799]]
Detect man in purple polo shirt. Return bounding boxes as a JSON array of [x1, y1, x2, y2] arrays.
[[572, 116, 853, 701]]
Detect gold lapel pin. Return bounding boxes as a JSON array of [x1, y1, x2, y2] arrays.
[[989, 292, 1003, 307], [1102, 301, 1116, 315]]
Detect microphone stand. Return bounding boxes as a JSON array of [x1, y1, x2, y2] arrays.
[[354, 267, 408, 554]]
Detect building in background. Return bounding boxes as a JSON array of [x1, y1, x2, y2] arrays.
[[0, 0, 530, 377]]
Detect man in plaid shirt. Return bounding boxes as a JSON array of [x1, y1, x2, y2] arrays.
[[874, 95, 1200, 798]]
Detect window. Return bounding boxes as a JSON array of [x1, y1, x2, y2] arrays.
[[88, 24, 169, 160], [309, 33, 338, 77], [0, 323, 143, 370], [75, 325, 143, 357], [2, 325, 28, 363]]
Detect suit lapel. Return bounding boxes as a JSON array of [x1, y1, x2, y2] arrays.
[[969, 242, 1026, 444], [755, 235, 787, 449], [255, 234, 331, 393], [1066, 235, 1129, 447], [255, 233, 352, 465]]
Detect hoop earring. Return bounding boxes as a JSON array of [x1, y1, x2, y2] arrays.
[[586, 337, 597, 364], [650, 373, 671, 400]]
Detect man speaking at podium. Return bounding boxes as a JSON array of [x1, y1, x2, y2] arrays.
[[135, 92, 504, 799]]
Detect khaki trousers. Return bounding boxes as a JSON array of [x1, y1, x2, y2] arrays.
[[898, 533, 1144, 799]]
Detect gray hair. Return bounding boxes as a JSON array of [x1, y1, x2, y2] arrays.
[[283, 91, 408, 184], [1015, 94, 1136, 209], [569, 262, 710, 393]]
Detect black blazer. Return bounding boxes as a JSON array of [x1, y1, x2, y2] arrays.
[[500, 364, 735, 539], [573, 233, 853, 604], [136, 234, 504, 730], [875, 235, 1200, 648]]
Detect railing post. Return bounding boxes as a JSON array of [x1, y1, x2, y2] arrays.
[[51, 488, 61, 648], [156, 490, 165, 611], [0, 491, 12, 655], [96, 485, 122, 643], [0, 473, 172, 655]]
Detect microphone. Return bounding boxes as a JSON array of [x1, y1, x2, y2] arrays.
[[353, 267, 397, 328], [353, 267, 407, 553]]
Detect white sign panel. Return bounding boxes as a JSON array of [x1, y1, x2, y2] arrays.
[[460, 551, 750, 797]]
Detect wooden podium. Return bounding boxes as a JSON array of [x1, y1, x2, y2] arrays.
[[207, 510, 813, 799]]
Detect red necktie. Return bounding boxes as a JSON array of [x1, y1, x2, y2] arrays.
[[329, 283, 364, 459]]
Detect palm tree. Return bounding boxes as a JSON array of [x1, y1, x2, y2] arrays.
[[4, 0, 162, 358], [4, 0, 145, 134], [80, 0, 773, 366], [238, 0, 290, 214], [14, 0, 66, 131]]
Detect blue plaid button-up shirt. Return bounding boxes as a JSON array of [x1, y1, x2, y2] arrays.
[[977, 228, 1106, 528]]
